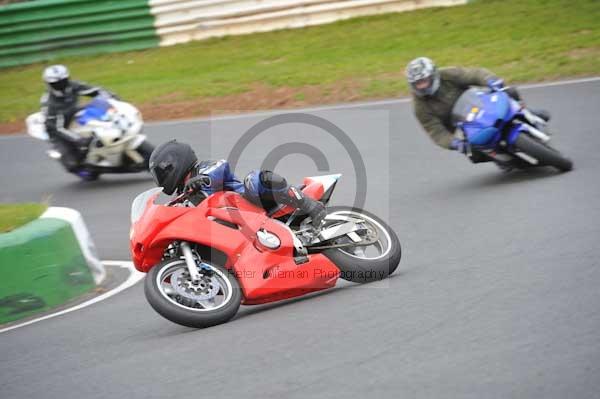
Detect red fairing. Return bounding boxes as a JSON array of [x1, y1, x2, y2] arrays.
[[301, 176, 325, 201], [130, 190, 340, 305]]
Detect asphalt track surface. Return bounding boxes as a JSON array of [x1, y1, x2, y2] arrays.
[[1, 80, 599, 398]]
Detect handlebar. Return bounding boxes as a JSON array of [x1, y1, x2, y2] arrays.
[[167, 191, 190, 206]]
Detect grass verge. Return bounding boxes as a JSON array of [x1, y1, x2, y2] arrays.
[[0, 204, 47, 233], [0, 0, 598, 131]]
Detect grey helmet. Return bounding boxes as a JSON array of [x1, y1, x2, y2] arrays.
[[42, 64, 70, 93], [406, 57, 440, 97]]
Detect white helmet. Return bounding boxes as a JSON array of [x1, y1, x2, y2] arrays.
[[42, 65, 70, 92], [406, 57, 440, 97]]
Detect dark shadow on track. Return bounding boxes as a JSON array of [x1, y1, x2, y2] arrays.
[[459, 167, 569, 189], [236, 272, 406, 320], [138, 272, 407, 337], [424, 167, 571, 199]]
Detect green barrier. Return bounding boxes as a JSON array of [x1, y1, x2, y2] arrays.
[[0, 0, 158, 68], [0, 217, 95, 324]]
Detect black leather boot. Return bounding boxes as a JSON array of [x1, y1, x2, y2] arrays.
[[286, 187, 327, 227]]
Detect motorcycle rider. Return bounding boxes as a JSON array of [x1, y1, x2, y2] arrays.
[[41, 64, 115, 174], [148, 140, 327, 227], [406, 57, 550, 162]]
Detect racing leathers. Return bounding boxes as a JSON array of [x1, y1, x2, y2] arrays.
[[183, 160, 327, 226], [41, 80, 111, 172]]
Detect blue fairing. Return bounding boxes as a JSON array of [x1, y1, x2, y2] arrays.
[[453, 89, 518, 147], [468, 92, 509, 145], [463, 125, 500, 145], [507, 123, 523, 146], [76, 99, 111, 125]]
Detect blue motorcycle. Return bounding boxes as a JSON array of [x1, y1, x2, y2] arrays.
[[452, 88, 573, 172]]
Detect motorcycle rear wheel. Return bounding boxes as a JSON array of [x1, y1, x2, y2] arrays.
[[322, 207, 401, 283], [145, 259, 241, 328]]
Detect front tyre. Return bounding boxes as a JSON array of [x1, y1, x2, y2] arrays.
[[144, 259, 242, 328], [322, 207, 401, 283], [514, 134, 573, 172], [136, 140, 155, 170], [76, 170, 100, 181]]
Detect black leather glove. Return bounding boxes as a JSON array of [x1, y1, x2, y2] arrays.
[[184, 175, 211, 192], [450, 138, 468, 154]]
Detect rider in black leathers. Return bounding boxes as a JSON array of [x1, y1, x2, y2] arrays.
[[41, 64, 115, 173]]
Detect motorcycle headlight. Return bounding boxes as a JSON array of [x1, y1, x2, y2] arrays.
[[256, 229, 281, 249]]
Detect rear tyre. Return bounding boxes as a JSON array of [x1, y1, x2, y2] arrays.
[[145, 259, 242, 328], [136, 140, 155, 170], [75, 169, 99, 181], [322, 207, 401, 283], [514, 134, 573, 172]]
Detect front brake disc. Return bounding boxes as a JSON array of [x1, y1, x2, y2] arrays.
[[171, 268, 220, 301]]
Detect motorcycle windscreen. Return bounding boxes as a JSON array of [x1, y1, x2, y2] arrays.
[[451, 88, 485, 125], [452, 89, 509, 146], [131, 187, 164, 224], [76, 98, 112, 125]]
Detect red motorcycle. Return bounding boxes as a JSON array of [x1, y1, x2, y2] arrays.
[[130, 174, 401, 328]]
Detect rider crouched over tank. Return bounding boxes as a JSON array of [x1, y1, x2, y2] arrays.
[[148, 140, 327, 227], [406, 57, 551, 166]]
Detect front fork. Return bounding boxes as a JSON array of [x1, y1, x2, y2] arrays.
[[180, 242, 201, 282], [505, 121, 551, 165], [179, 241, 213, 282]]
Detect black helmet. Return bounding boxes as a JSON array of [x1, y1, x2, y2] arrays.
[[406, 57, 440, 97], [149, 140, 198, 195]]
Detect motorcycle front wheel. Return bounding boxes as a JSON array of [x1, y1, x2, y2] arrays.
[[145, 259, 242, 328], [322, 206, 401, 283], [514, 134, 573, 172], [136, 140, 155, 170]]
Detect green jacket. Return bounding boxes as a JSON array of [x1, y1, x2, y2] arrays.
[[413, 67, 498, 149]]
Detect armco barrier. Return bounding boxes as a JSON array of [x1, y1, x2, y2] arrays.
[[151, 0, 468, 47], [0, 0, 466, 68], [0, 207, 104, 325], [0, 0, 159, 68]]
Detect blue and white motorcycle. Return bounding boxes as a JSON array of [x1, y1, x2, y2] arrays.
[[452, 88, 573, 172], [26, 98, 155, 180]]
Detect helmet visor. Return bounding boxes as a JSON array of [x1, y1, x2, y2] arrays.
[[150, 162, 172, 190], [411, 75, 439, 97], [413, 77, 433, 91], [49, 78, 69, 92]]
